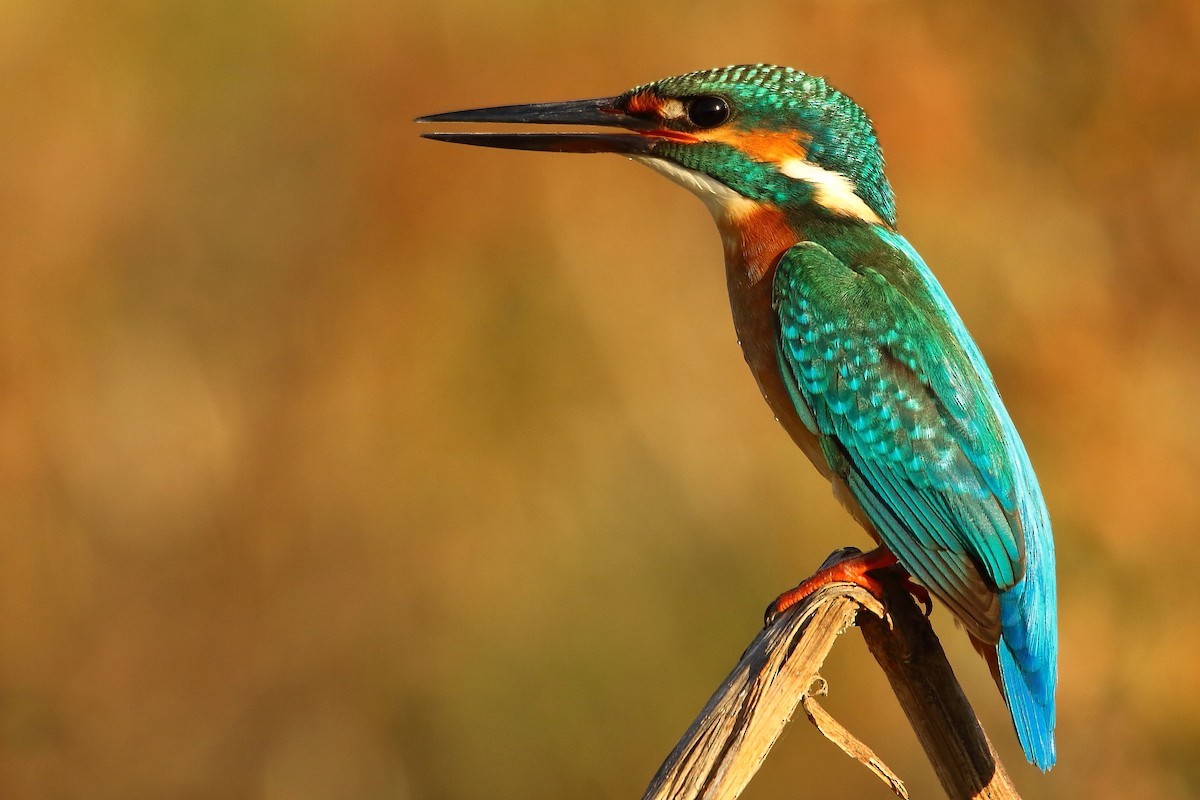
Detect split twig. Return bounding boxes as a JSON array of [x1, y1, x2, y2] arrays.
[[640, 548, 1021, 800]]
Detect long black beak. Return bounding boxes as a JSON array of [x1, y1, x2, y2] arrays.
[[416, 96, 661, 155]]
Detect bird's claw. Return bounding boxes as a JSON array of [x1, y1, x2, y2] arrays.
[[900, 575, 933, 616], [762, 547, 933, 628]]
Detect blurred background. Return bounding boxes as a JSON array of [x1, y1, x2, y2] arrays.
[[2, 0, 1199, 797]]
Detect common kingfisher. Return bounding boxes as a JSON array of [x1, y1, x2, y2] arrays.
[[418, 64, 1057, 770]]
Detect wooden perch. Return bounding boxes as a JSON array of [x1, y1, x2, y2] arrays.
[[641, 548, 1020, 800]]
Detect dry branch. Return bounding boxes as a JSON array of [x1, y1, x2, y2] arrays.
[[640, 548, 1021, 800], [860, 575, 1019, 799]]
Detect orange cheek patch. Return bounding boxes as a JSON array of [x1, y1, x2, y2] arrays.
[[701, 128, 811, 164]]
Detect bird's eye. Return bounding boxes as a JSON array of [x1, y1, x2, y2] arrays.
[[686, 96, 730, 128]]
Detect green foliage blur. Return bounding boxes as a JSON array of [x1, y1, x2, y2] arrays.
[[2, 1, 1199, 797]]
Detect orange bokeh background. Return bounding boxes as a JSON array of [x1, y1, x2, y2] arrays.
[[2, 1, 1199, 797]]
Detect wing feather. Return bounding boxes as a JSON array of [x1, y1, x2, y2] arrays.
[[773, 241, 1022, 641]]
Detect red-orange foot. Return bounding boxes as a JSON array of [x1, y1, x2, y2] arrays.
[[763, 546, 932, 627]]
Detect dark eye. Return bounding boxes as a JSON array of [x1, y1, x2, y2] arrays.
[[686, 96, 729, 128]]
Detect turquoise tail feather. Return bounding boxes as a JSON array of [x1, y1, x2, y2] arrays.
[[997, 584, 1057, 770]]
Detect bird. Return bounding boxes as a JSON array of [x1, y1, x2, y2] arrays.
[[417, 64, 1057, 770]]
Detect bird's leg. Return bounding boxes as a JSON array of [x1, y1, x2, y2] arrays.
[[764, 546, 932, 626]]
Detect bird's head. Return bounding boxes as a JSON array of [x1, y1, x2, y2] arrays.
[[419, 65, 895, 229]]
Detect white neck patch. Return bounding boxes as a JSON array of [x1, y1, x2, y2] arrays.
[[778, 158, 883, 225], [630, 156, 759, 222]]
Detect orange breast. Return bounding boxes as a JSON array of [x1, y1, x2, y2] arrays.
[[717, 205, 832, 479]]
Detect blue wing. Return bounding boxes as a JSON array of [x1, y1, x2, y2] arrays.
[[772, 237, 1057, 768]]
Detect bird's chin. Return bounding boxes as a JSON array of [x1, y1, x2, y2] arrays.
[[630, 156, 760, 221]]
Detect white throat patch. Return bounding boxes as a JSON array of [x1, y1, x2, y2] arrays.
[[630, 156, 759, 222]]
